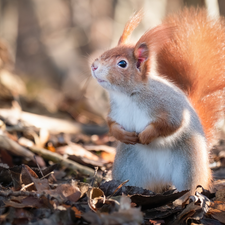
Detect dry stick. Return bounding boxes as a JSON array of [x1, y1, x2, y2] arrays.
[[20, 171, 55, 191], [107, 180, 129, 199], [34, 155, 44, 177], [0, 135, 35, 159], [29, 146, 95, 176], [90, 167, 98, 187]]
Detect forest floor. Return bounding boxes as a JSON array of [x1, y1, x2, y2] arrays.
[[0, 98, 224, 225]]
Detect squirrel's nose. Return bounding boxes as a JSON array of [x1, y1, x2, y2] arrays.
[[91, 59, 99, 71], [91, 64, 98, 71]]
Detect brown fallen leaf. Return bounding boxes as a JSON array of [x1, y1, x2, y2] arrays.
[[100, 180, 155, 196], [84, 144, 116, 162], [4, 195, 50, 209], [87, 186, 121, 213], [0, 148, 13, 167], [83, 194, 143, 225], [144, 206, 182, 221], [68, 154, 106, 168], [10, 164, 39, 191], [45, 180, 81, 203], [75, 181, 89, 198], [6, 207, 32, 225], [131, 190, 189, 210], [87, 187, 105, 211], [171, 192, 211, 224], [208, 201, 225, 224], [71, 206, 82, 218], [57, 143, 101, 161], [0, 163, 11, 185], [32, 177, 50, 192], [200, 218, 224, 225], [148, 219, 165, 225], [210, 211, 225, 224], [215, 188, 225, 201], [85, 145, 116, 154]]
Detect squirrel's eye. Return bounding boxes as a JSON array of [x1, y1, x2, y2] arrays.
[[118, 60, 127, 68]]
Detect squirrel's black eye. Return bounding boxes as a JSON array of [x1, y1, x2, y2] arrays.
[[118, 60, 127, 68]]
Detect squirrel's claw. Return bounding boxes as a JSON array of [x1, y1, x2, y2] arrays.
[[110, 122, 139, 144], [138, 124, 158, 145]]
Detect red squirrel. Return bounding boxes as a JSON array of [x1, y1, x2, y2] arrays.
[[91, 8, 225, 194]]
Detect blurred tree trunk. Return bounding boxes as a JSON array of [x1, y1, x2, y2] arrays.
[[0, 0, 18, 62], [205, 0, 219, 18], [183, 0, 204, 6], [166, 0, 183, 15], [218, 0, 225, 16], [142, 0, 167, 29]]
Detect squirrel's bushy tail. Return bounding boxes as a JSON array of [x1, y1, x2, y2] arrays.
[[158, 8, 225, 144]]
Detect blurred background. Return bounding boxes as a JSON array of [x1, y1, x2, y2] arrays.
[[0, 0, 225, 127]]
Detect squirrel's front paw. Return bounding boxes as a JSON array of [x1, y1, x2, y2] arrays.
[[138, 124, 159, 145], [110, 123, 138, 145]]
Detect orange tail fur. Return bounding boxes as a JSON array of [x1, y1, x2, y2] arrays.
[[157, 8, 225, 144]]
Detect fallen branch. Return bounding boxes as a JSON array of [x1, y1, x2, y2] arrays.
[[0, 109, 108, 135], [0, 134, 35, 159], [0, 135, 45, 167], [29, 146, 95, 176]]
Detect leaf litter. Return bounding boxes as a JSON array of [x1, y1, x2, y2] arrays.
[[0, 66, 224, 225]]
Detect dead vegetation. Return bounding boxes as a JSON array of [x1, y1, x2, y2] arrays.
[[0, 73, 224, 225], [0, 1, 225, 224]]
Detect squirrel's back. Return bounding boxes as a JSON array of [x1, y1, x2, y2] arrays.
[[158, 8, 225, 144]]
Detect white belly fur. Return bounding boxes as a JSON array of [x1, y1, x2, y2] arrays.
[[110, 92, 151, 133], [135, 144, 181, 190], [110, 92, 186, 191]]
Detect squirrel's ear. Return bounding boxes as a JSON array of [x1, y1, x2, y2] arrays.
[[134, 43, 149, 71], [134, 24, 175, 76]]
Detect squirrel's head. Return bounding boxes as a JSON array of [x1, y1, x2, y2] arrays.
[[91, 11, 174, 94]]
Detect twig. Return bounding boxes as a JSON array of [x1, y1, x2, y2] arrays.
[[34, 155, 44, 177], [20, 171, 55, 191], [90, 167, 98, 187], [29, 146, 95, 176], [0, 134, 35, 159], [107, 180, 129, 199]]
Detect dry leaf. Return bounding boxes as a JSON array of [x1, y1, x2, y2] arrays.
[[100, 180, 154, 196], [45, 181, 81, 203], [18, 137, 34, 147], [32, 177, 50, 192], [83, 195, 143, 225], [57, 143, 100, 161], [149, 219, 165, 225], [171, 192, 211, 224], [131, 190, 189, 210], [208, 201, 225, 224], [84, 145, 116, 162], [215, 189, 225, 201]]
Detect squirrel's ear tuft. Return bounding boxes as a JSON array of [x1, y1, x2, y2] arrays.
[[118, 10, 143, 45]]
